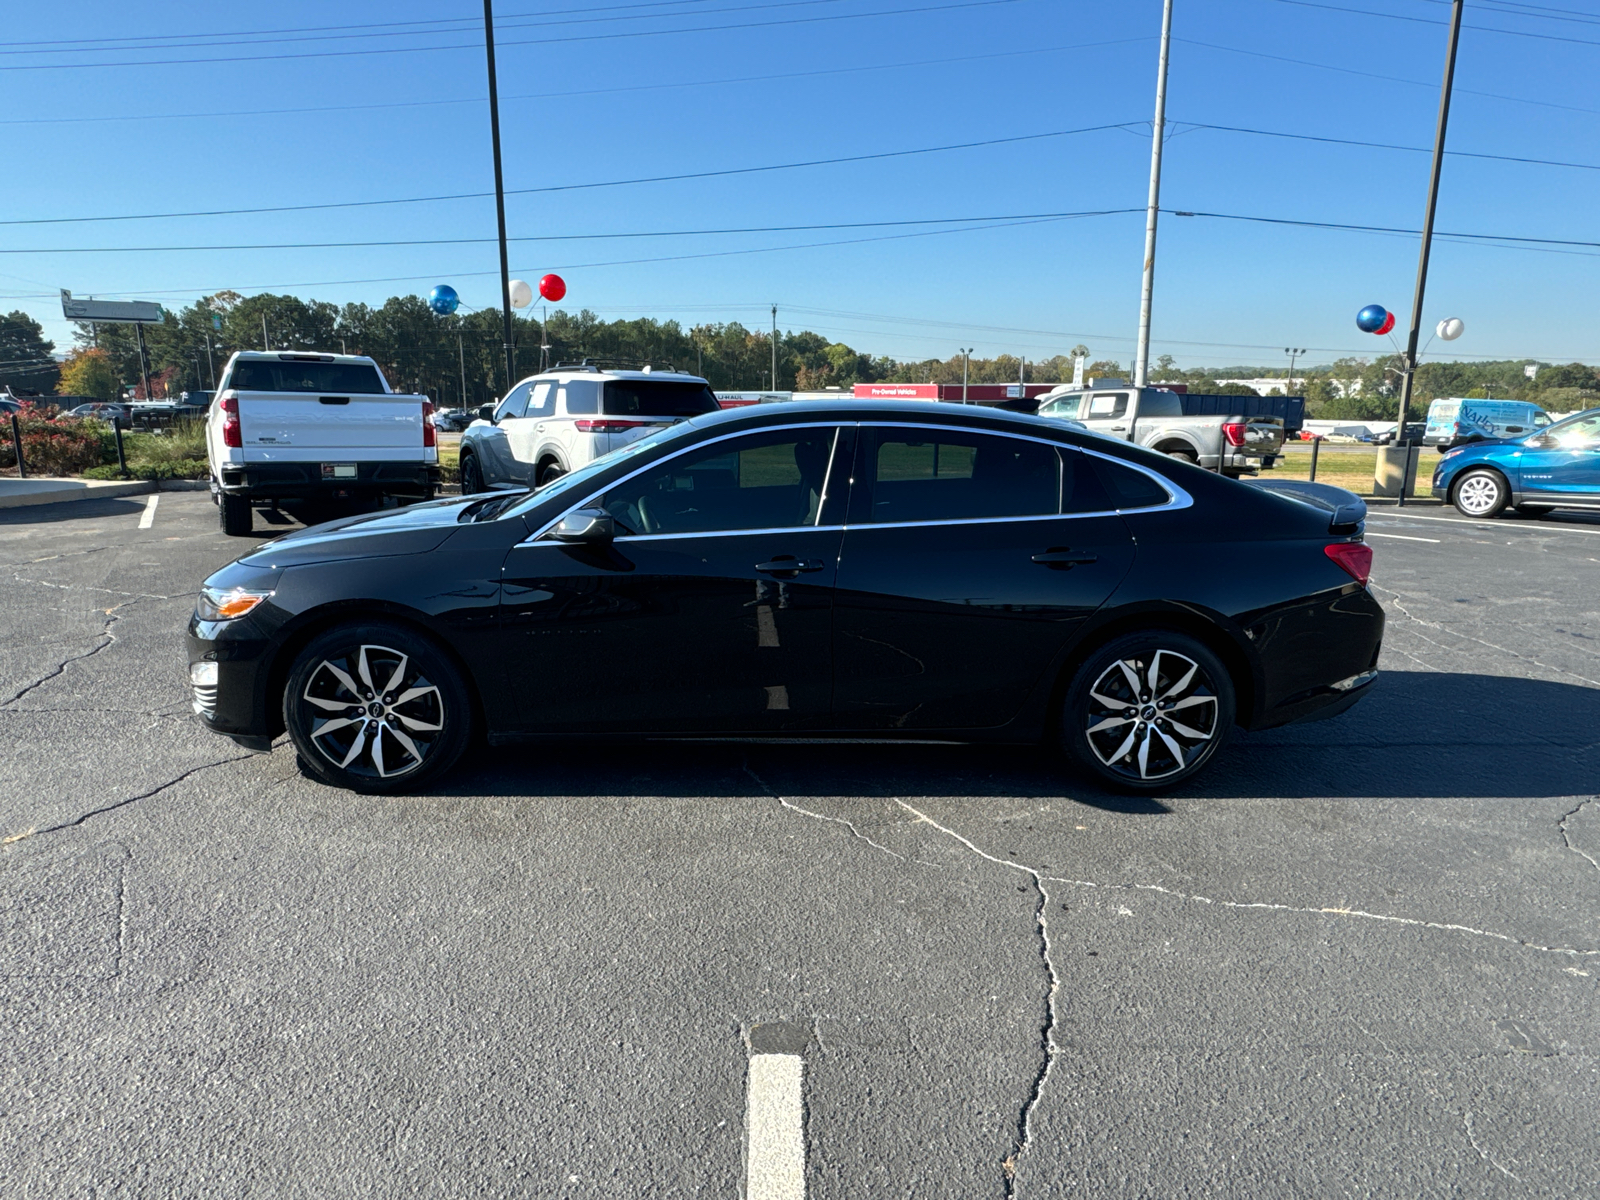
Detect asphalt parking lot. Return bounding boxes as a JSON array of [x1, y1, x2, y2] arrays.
[[2, 492, 1596, 1197]]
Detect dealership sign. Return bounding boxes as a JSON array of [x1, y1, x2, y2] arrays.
[[60, 290, 164, 324], [853, 383, 941, 399]]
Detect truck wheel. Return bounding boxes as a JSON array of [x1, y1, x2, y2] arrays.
[[459, 452, 484, 495], [219, 493, 252, 536], [1164, 449, 1198, 466]]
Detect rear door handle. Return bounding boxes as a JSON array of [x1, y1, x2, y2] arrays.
[[1032, 548, 1098, 569], [756, 557, 825, 575]]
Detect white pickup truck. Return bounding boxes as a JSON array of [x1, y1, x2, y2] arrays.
[[207, 351, 440, 535]]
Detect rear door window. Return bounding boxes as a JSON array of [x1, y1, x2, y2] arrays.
[[1086, 392, 1129, 418], [525, 382, 555, 419], [856, 430, 1092, 524], [602, 380, 720, 418], [229, 360, 386, 393]]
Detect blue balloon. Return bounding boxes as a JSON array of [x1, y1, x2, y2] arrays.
[[428, 284, 460, 315], [1356, 304, 1389, 334]]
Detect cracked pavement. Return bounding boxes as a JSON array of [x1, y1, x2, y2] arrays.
[[1, 494, 1597, 1197]]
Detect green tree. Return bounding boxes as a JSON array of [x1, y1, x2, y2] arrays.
[[1, 310, 59, 395]]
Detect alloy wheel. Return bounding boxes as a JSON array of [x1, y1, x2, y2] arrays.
[[300, 643, 444, 780], [1456, 474, 1500, 515], [1084, 648, 1219, 782]]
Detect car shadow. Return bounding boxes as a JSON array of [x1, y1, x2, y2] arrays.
[[416, 671, 1597, 809]]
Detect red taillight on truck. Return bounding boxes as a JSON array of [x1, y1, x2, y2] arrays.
[[574, 419, 651, 433], [220, 393, 242, 448], [1324, 541, 1373, 585], [1222, 421, 1248, 446], [422, 399, 436, 448]]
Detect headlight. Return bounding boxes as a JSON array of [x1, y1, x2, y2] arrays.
[[1440, 448, 1462, 460], [197, 585, 273, 620]]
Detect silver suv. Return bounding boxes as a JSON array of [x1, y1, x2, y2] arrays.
[[458, 364, 721, 492]]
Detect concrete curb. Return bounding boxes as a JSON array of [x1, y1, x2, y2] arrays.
[[0, 478, 156, 510]]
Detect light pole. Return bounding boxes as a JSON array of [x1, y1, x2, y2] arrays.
[[1132, 0, 1175, 388], [1284, 347, 1306, 395], [771, 304, 778, 393], [483, 0, 516, 395], [960, 348, 973, 403]]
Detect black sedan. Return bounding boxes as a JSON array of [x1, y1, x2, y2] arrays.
[[186, 401, 1383, 793]]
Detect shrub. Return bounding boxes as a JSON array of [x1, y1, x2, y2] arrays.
[[0, 407, 115, 476], [83, 460, 209, 481]]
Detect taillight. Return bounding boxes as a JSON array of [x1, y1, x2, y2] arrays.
[[220, 393, 241, 448], [1222, 421, 1248, 446], [422, 399, 436, 448], [1325, 541, 1373, 585], [574, 419, 651, 433]]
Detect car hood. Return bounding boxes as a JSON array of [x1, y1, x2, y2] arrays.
[[236, 495, 489, 568]]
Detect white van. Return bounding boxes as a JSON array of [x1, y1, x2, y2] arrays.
[[1423, 398, 1550, 449]]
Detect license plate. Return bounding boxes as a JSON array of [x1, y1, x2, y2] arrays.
[[322, 463, 357, 479]]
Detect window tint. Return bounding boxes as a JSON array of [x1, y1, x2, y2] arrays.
[[1092, 456, 1172, 510], [603, 380, 720, 417], [1086, 392, 1129, 418], [526, 382, 555, 419], [229, 360, 385, 394], [1138, 391, 1183, 418], [494, 382, 532, 422], [561, 381, 598, 415], [1037, 394, 1080, 418], [600, 428, 838, 536], [863, 431, 1064, 524], [1553, 414, 1600, 447]]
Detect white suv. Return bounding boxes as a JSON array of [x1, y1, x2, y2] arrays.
[[458, 364, 721, 492]]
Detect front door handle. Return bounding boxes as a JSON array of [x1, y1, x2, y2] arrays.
[[1032, 548, 1098, 569], [756, 557, 825, 575]]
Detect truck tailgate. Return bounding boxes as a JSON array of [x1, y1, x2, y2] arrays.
[[237, 391, 427, 461]]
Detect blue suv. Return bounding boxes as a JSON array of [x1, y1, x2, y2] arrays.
[[1432, 408, 1600, 517]]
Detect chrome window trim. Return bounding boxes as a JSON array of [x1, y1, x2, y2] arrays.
[[608, 524, 848, 545], [856, 421, 1193, 518], [519, 421, 849, 544]]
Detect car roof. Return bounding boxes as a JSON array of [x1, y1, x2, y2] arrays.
[[518, 367, 708, 385], [229, 350, 379, 365]]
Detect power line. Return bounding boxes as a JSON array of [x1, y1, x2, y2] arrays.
[[1183, 120, 1600, 172], [1164, 207, 1600, 250], [0, 0, 1034, 73], [1267, 0, 1600, 49], [0, 122, 1141, 227]]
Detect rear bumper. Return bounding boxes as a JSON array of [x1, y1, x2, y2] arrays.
[[215, 460, 440, 501]]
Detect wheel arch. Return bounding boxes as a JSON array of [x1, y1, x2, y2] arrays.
[[261, 602, 489, 739], [1152, 436, 1200, 459]]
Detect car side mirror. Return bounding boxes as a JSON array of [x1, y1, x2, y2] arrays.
[[1527, 434, 1557, 449], [548, 507, 614, 543], [478, 403, 497, 422]]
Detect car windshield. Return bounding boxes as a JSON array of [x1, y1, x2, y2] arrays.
[[502, 418, 706, 519], [602, 380, 720, 417], [229, 360, 386, 394]]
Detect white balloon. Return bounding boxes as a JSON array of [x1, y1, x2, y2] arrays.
[[1436, 317, 1464, 341], [508, 279, 533, 309]]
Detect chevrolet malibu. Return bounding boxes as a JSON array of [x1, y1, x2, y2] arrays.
[[187, 401, 1384, 794]]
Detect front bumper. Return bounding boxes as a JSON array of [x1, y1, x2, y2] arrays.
[[216, 460, 440, 501], [187, 609, 281, 740]]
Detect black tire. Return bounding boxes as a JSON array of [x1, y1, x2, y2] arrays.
[[1164, 449, 1199, 466], [459, 451, 484, 495], [1061, 630, 1235, 792], [538, 461, 566, 486], [1452, 468, 1509, 518], [219, 492, 252, 536], [283, 623, 472, 794]]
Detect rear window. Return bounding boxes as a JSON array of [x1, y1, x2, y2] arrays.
[[602, 380, 719, 417], [229, 360, 386, 394]]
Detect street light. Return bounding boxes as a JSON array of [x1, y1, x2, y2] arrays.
[[960, 348, 974, 403], [1284, 347, 1306, 395]]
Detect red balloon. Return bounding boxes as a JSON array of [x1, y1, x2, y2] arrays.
[[1377, 310, 1396, 335], [539, 273, 567, 302]]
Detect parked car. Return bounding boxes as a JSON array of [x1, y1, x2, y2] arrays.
[[0, 397, 22, 415], [1423, 398, 1550, 449], [187, 400, 1383, 795], [1431, 407, 1600, 518], [457, 363, 721, 493], [1036, 384, 1286, 477], [67, 402, 132, 426], [205, 350, 441, 536], [1373, 422, 1426, 446], [433, 407, 475, 433]]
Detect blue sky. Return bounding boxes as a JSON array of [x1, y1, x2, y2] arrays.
[[4, 0, 1598, 371]]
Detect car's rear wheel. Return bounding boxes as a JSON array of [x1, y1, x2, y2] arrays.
[[219, 492, 252, 536], [459, 451, 484, 495], [538, 461, 566, 486], [283, 623, 472, 794], [1164, 449, 1198, 465], [1453, 468, 1509, 518], [1062, 631, 1235, 792]]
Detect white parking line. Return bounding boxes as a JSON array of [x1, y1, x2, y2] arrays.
[[1368, 511, 1600, 536], [747, 1053, 805, 1200], [137, 494, 159, 529], [1367, 532, 1441, 543]]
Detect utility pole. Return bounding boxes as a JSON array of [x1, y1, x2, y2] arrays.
[[483, 0, 516, 396], [960, 348, 973, 403], [1132, 0, 1174, 389], [261, 314, 269, 351], [458, 332, 469, 409], [203, 331, 215, 388], [1284, 347, 1306, 394], [771, 304, 778, 392], [134, 323, 153, 403], [1392, 0, 1465, 508]]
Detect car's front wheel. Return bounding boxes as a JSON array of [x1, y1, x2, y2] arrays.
[[1453, 468, 1509, 518], [1062, 631, 1235, 792], [459, 451, 484, 495], [283, 623, 472, 793]]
